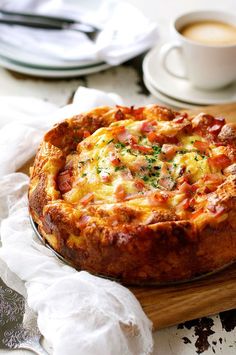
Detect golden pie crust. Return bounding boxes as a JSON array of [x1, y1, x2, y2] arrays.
[[29, 105, 236, 284]]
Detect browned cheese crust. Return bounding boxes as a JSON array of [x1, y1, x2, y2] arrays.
[[29, 105, 236, 284]]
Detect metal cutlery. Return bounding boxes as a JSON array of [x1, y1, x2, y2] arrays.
[[0, 9, 98, 38], [0, 277, 48, 355]]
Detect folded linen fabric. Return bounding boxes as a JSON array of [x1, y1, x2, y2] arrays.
[[0, 0, 159, 65], [0, 87, 153, 355]]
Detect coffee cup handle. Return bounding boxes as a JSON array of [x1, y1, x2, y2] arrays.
[[160, 42, 188, 79]]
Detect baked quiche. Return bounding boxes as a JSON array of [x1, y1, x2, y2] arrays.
[[29, 105, 236, 284]]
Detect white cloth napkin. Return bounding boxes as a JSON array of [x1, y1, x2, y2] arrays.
[[0, 0, 159, 65], [0, 87, 153, 355]]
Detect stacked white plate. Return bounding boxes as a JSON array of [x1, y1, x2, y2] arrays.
[[143, 44, 236, 109], [0, 40, 111, 78], [0, 0, 112, 79]]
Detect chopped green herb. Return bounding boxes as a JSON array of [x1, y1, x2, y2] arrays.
[[145, 156, 156, 164], [151, 181, 158, 188], [142, 175, 149, 182], [114, 166, 125, 172], [152, 146, 162, 154], [115, 142, 126, 149], [107, 139, 114, 144], [81, 173, 87, 177]]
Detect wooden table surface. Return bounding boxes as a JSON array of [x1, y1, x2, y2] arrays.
[[0, 1, 236, 355]]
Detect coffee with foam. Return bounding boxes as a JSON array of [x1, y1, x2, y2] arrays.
[[180, 20, 236, 46]]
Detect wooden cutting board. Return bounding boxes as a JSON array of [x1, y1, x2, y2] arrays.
[[20, 102, 236, 331]]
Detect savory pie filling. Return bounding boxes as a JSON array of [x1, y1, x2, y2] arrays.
[[57, 112, 231, 226]]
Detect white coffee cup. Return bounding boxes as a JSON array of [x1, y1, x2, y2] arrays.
[[160, 10, 236, 90]]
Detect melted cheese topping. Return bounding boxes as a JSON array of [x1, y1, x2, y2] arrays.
[[63, 116, 228, 219]]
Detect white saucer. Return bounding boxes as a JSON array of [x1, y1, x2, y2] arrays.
[[143, 75, 202, 110], [143, 44, 236, 106], [0, 54, 111, 78]]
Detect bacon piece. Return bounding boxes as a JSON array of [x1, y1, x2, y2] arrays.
[[159, 176, 175, 190], [115, 184, 126, 201], [129, 135, 138, 146], [132, 144, 153, 154], [208, 154, 231, 170], [57, 170, 73, 194], [178, 197, 195, 210], [115, 109, 125, 121], [207, 204, 225, 216], [215, 116, 225, 124], [83, 141, 93, 150], [208, 117, 226, 136], [150, 120, 158, 126], [161, 144, 178, 160], [147, 132, 179, 145], [178, 181, 191, 193], [140, 121, 155, 133], [147, 132, 164, 144], [115, 127, 136, 145], [178, 172, 192, 185], [83, 130, 90, 138], [115, 106, 144, 120], [193, 140, 209, 153], [134, 179, 145, 190], [218, 123, 236, 142], [204, 173, 222, 182], [112, 125, 126, 135], [177, 198, 191, 210], [109, 152, 120, 166], [120, 169, 133, 181], [166, 136, 179, 144], [148, 191, 169, 206], [117, 131, 131, 144], [77, 215, 91, 228], [192, 113, 214, 129], [132, 107, 145, 120], [224, 163, 236, 176], [178, 181, 197, 196], [100, 172, 111, 183], [173, 116, 185, 124], [181, 198, 190, 210], [168, 119, 191, 136], [191, 207, 204, 219], [208, 124, 222, 135], [116, 105, 131, 115], [203, 174, 223, 192], [80, 192, 94, 206], [192, 113, 225, 137], [129, 156, 148, 173], [173, 113, 188, 123]]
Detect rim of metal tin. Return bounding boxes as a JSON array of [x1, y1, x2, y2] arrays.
[[29, 214, 235, 286]]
